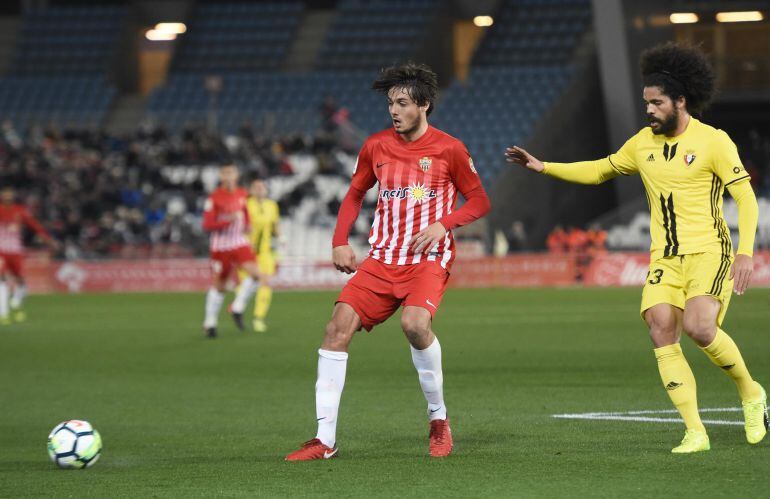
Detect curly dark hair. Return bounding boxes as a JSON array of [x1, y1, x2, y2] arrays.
[[640, 42, 716, 115], [372, 62, 439, 116]]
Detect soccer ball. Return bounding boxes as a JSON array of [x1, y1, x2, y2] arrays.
[[47, 420, 102, 469]]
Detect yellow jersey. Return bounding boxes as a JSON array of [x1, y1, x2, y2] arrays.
[[544, 118, 752, 260], [246, 197, 279, 256]]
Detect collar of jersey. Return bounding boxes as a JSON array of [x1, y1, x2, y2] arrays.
[[391, 125, 436, 149]]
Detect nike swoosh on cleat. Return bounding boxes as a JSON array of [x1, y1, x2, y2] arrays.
[[323, 448, 338, 459]]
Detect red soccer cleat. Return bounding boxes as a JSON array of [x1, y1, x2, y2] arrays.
[[285, 439, 338, 461], [429, 419, 453, 457]]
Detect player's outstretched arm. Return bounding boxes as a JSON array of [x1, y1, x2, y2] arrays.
[[505, 146, 545, 172], [505, 145, 626, 185], [727, 180, 758, 295]]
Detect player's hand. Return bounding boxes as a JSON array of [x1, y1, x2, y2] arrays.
[[505, 146, 545, 173], [333, 245, 357, 274], [410, 222, 447, 255], [731, 254, 753, 295]]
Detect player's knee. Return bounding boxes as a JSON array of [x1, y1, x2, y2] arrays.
[[324, 320, 353, 348], [645, 311, 678, 346], [401, 315, 430, 342], [682, 314, 716, 346]]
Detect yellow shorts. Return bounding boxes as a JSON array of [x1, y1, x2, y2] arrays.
[[640, 252, 733, 325]]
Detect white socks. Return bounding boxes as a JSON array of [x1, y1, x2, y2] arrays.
[[411, 338, 447, 421], [231, 276, 258, 314], [0, 281, 7, 318], [315, 349, 348, 447], [203, 288, 224, 328], [10, 284, 26, 309]]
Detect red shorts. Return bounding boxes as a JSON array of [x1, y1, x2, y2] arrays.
[[0, 253, 23, 278], [210, 246, 256, 280], [337, 257, 450, 331]]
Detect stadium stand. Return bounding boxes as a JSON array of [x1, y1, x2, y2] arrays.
[[146, 0, 442, 134], [0, 5, 122, 128], [2, 0, 768, 262], [432, 66, 573, 182], [316, 0, 438, 70], [432, 0, 592, 182], [147, 71, 386, 135], [171, 2, 304, 72]]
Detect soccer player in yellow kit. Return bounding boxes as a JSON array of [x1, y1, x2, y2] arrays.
[[506, 42, 766, 453], [239, 178, 280, 332]]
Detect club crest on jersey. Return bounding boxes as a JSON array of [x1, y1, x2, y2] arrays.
[[380, 183, 437, 204], [419, 156, 432, 172], [683, 152, 696, 166]]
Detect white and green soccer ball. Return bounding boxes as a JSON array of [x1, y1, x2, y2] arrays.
[[47, 420, 102, 469]]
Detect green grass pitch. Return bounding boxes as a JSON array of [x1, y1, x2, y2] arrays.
[[1, 287, 769, 497]]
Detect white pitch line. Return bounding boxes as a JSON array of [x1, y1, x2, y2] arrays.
[[552, 407, 744, 426]]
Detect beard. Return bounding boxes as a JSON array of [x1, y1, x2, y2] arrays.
[[395, 115, 422, 136], [649, 107, 679, 135]]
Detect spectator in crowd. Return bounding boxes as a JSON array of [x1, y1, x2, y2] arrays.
[[0, 120, 355, 258], [546, 225, 569, 253], [506, 220, 529, 252], [586, 223, 607, 255]]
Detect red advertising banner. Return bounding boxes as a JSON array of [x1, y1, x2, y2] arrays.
[[583, 252, 770, 287], [449, 253, 575, 288], [21, 251, 770, 294]]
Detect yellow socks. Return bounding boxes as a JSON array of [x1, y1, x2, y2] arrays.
[[255, 286, 273, 320], [654, 343, 706, 432], [701, 328, 762, 402]]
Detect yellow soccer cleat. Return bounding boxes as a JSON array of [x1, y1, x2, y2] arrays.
[[252, 318, 267, 333], [671, 429, 710, 454], [12, 309, 26, 323], [743, 384, 768, 445], [0, 315, 11, 326]]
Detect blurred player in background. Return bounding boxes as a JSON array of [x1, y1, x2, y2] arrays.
[[237, 178, 280, 333], [0, 185, 58, 324], [506, 42, 764, 453], [201, 164, 261, 338], [286, 63, 491, 461]]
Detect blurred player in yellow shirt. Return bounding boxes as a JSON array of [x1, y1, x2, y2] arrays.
[[238, 179, 280, 332]]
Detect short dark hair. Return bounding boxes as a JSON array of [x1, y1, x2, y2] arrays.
[[640, 42, 716, 115], [372, 62, 439, 116]]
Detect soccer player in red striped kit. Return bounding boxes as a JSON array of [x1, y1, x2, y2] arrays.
[[201, 164, 261, 338], [0, 185, 58, 324], [286, 63, 490, 461]]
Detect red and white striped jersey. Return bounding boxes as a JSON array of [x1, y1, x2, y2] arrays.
[[202, 187, 251, 252], [350, 126, 483, 270], [0, 203, 50, 254]]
